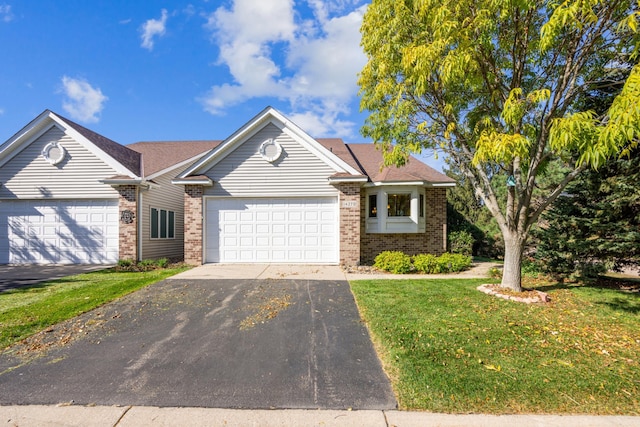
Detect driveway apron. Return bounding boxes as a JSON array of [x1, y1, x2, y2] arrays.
[[0, 275, 397, 410]]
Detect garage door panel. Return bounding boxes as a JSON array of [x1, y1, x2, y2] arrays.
[[0, 200, 119, 264], [206, 197, 338, 263]]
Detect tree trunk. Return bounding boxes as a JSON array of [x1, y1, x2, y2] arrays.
[[501, 233, 525, 292]]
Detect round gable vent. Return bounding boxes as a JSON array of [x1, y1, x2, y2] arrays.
[[259, 138, 282, 163], [42, 142, 66, 165]]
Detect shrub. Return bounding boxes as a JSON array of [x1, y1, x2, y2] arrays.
[[156, 258, 169, 268], [437, 253, 473, 273], [488, 266, 502, 279], [374, 251, 413, 274], [413, 254, 439, 273], [448, 230, 474, 256], [117, 259, 134, 268]]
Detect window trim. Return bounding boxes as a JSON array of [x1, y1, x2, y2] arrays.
[[150, 207, 175, 240], [368, 194, 378, 218]]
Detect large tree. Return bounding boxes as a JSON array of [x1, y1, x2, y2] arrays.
[[534, 146, 640, 278], [358, 0, 640, 291]]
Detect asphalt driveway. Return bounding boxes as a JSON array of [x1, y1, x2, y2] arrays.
[[0, 271, 397, 410]]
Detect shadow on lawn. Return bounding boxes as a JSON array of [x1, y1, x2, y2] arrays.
[[534, 275, 640, 314]]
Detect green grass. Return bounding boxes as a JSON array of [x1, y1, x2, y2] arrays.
[[350, 278, 640, 414], [0, 266, 188, 350]]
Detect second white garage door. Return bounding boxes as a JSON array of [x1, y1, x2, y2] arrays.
[[205, 197, 338, 263], [0, 199, 119, 264]]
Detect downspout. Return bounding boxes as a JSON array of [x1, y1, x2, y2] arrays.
[[137, 185, 143, 261]]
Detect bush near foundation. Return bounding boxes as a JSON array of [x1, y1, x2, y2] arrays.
[[374, 251, 472, 274], [373, 251, 413, 274]]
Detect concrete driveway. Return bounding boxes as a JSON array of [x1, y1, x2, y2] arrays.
[[0, 264, 111, 293], [0, 265, 397, 410]]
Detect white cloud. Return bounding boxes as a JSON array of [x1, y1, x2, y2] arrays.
[[0, 4, 14, 22], [60, 76, 108, 123], [200, 0, 368, 137], [140, 9, 168, 50]]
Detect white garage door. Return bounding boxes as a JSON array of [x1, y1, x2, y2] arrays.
[[206, 197, 338, 263], [0, 200, 119, 264]]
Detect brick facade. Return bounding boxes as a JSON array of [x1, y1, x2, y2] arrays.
[[117, 185, 138, 261], [183, 185, 204, 265], [180, 183, 447, 267], [336, 182, 361, 265], [360, 187, 447, 265]]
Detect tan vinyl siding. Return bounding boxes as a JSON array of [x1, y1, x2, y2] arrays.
[[0, 126, 119, 199], [140, 168, 188, 261], [203, 124, 339, 197]]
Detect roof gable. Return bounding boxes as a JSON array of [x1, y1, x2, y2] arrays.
[[0, 110, 141, 178], [179, 107, 362, 178]]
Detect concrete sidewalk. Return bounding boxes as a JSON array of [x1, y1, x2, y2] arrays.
[[170, 261, 499, 282], [1, 405, 638, 427], [170, 263, 348, 281]]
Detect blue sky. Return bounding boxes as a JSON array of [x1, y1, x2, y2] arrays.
[[0, 0, 445, 170]]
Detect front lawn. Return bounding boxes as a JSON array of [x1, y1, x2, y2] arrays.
[[0, 266, 188, 350], [350, 277, 640, 414]]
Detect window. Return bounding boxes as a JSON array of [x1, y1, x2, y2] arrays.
[[368, 194, 378, 217], [151, 208, 175, 239], [387, 193, 411, 217], [419, 194, 425, 217]]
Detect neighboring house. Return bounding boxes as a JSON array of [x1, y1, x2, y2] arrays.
[[0, 110, 218, 264], [0, 107, 453, 266], [173, 107, 455, 266]]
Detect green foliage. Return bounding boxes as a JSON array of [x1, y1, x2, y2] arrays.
[[534, 148, 640, 279], [117, 259, 134, 268], [375, 251, 472, 274], [448, 230, 474, 256], [350, 278, 640, 413], [412, 254, 440, 273], [521, 258, 544, 278], [445, 166, 503, 258], [374, 251, 413, 274], [359, 0, 640, 291], [436, 253, 473, 273], [488, 267, 502, 279], [116, 258, 175, 272]]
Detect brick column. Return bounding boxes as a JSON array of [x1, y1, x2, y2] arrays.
[[184, 185, 204, 265], [336, 183, 361, 266], [117, 185, 138, 261], [425, 187, 447, 254]]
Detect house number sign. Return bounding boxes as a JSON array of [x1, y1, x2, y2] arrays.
[[341, 201, 358, 208], [120, 210, 135, 224]]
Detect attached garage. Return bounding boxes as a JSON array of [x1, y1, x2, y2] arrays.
[[205, 197, 338, 263], [0, 199, 119, 264]]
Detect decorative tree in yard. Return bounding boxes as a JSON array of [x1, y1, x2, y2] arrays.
[[358, 0, 640, 291]]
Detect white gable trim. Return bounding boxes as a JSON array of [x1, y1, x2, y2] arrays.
[[0, 110, 53, 168], [0, 110, 138, 178], [49, 113, 139, 178], [179, 107, 361, 178]]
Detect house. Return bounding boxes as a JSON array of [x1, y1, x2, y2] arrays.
[[0, 110, 218, 264], [0, 107, 454, 266], [173, 107, 455, 266]]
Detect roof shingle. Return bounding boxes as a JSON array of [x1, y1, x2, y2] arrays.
[[54, 113, 142, 177], [127, 141, 221, 176]]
